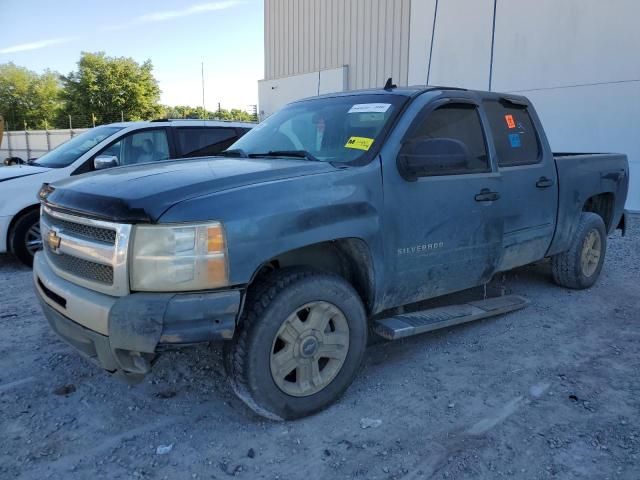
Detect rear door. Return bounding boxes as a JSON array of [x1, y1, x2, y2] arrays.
[[174, 127, 240, 158], [381, 94, 505, 307], [482, 98, 558, 271]]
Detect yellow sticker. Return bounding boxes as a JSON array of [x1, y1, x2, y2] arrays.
[[345, 136, 374, 151]]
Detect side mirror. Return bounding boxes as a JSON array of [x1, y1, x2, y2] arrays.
[[397, 138, 470, 181], [94, 155, 119, 170]]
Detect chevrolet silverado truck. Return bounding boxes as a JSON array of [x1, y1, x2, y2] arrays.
[[34, 85, 629, 420]]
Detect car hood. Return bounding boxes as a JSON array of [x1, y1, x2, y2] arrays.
[[0, 164, 51, 182], [44, 157, 337, 223]]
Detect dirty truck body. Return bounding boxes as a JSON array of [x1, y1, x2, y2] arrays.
[[34, 86, 629, 419]]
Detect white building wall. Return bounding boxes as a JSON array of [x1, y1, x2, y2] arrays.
[[427, 0, 494, 89], [264, 0, 411, 90], [407, 0, 436, 86], [258, 66, 348, 119]]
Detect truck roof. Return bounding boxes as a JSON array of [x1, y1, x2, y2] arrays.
[[293, 84, 529, 105]]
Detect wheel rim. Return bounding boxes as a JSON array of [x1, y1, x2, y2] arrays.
[[580, 229, 601, 277], [270, 301, 350, 397], [25, 223, 42, 256]]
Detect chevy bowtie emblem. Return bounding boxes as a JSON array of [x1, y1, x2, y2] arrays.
[[47, 230, 61, 252]]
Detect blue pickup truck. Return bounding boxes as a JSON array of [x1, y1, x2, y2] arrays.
[[34, 85, 628, 419]]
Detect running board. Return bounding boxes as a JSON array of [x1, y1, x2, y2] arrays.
[[372, 295, 529, 341]]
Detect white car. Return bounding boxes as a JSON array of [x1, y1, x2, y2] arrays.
[[0, 119, 254, 266]]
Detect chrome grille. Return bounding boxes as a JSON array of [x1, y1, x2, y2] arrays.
[[42, 211, 116, 244], [45, 246, 114, 285], [40, 206, 132, 296]]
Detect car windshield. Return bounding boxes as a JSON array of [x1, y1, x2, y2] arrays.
[[228, 94, 406, 163], [32, 126, 123, 168]]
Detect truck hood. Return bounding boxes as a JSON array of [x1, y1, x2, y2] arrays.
[[44, 157, 337, 223], [0, 164, 51, 182]]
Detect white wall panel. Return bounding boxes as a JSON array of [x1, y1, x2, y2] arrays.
[[492, 0, 640, 92], [407, 0, 436, 85], [427, 0, 494, 90], [258, 66, 348, 118]]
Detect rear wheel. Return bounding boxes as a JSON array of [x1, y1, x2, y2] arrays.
[[551, 212, 606, 289], [9, 210, 41, 267], [225, 268, 367, 420]]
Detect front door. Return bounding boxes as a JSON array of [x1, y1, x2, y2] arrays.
[[381, 96, 504, 309]]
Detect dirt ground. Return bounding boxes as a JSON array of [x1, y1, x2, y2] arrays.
[[1, 217, 638, 480]]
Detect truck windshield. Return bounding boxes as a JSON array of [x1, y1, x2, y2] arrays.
[[228, 94, 407, 163], [32, 126, 123, 168]]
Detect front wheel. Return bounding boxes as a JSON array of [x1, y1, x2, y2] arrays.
[[9, 209, 41, 267], [225, 268, 368, 420], [551, 212, 607, 289]]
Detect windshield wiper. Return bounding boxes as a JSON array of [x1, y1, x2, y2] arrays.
[[221, 148, 248, 158], [248, 150, 321, 162]]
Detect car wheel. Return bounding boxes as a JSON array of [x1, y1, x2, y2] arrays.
[[10, 209, 41, 267], [551, 212, 607, 289], [225, 268, 368, 420]]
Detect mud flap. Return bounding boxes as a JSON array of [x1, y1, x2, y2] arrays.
[[617, 211, 628, 237]]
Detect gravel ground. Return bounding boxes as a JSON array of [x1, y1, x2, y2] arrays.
[[1, 216, 638, 480]]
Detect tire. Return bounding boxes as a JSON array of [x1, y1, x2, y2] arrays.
[[225, 268, 368, 420], [551, 212, 607, 289], [9, 209, 41, 267]]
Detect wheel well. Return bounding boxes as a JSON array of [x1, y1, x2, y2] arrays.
[[250, 239, 376, 314], [7, 204, 40, 252], [583, 193, 614, 231]]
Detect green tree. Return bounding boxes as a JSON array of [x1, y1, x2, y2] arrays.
[[0, 63, 62, 130], [159, 105, 256, 122], [60, 52, 161, 127], [160, 105, 206, 119]]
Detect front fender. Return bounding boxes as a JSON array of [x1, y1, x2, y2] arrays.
[[159, 160, 386, 290]]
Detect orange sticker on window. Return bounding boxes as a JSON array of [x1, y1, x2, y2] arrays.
[[505, 114, 516, 129]]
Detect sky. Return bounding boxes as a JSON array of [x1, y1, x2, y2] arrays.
[[0, 0, 264, 111]]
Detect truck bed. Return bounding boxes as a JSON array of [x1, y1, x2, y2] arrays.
[[548, 152, 629, 256]]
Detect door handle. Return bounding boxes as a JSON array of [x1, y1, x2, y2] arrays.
[[475, 189, 500, 202], [536, 177, 555, 188]]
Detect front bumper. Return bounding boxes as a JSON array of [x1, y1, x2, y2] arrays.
[[33, 251, 241, 377]]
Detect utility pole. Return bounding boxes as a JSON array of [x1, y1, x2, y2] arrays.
[[201, 62, 206, 119]]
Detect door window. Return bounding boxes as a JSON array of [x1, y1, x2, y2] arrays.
[[97, 129, 170, 166], [403, 104, 490, 176], [483, 100, 541, 167], [176, 127, 238, 157]]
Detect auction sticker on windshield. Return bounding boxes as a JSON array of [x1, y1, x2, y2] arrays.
[[348, 103, 391, 114], [345, 136, 374, 151]]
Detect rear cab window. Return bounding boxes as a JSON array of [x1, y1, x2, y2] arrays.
[[483, 100, 541, 167], [176, 127, 239, 158]]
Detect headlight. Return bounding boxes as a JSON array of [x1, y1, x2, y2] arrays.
[[130, 222, 228, 292]]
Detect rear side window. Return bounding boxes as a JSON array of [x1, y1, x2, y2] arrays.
[[483, 100, 541, 166], [403, 103, 489, 176], [176, 128, 238, 158]]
